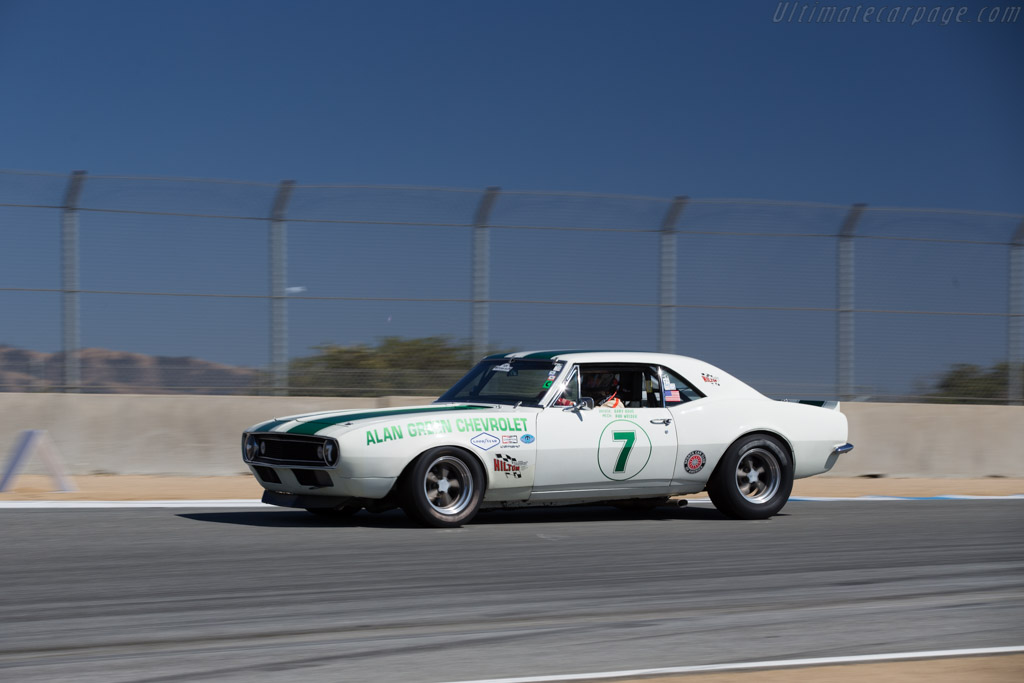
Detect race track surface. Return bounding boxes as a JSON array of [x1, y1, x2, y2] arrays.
[[1, 501, 1022, 682]]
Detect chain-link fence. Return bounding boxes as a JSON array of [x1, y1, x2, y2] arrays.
[[1, 169, 1022, 403]]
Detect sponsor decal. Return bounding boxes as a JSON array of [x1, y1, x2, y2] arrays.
[[547, 370, 558, 380], [492, 362, 513, 373], [405, 419, 454, 437], [684, 450, 706, 474], [470, 432, 500, 451], [366, 424, 404, 445], [701, 372, 720, 386], [502, 435, 518, 445], [455, 416, 529, 434], [365, 416, 531, 446], [521, 433, 536, 444], [553, 364, 563, 371], [493, 453, 530, 479], [543, 380, 553, 388]]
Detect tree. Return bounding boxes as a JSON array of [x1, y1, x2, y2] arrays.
[[288, 336, 480, 397], [926, 362, 1024, 404]]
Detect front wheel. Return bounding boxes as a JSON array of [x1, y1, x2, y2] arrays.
[[401, 448, 484, 528], [707, 434, 793, 519]]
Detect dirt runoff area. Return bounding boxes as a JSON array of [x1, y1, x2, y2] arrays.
[[1, 474, 1022, 501], [619, 654, 1024, 682]]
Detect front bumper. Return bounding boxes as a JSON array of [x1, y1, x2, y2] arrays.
[[248, 463, 396, 499]]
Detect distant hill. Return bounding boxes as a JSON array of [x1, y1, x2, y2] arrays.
[[0, 346, 261, 394]]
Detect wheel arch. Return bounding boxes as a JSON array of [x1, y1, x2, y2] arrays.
[[709, 429, 795, 479], [392, 444, 492, 495]]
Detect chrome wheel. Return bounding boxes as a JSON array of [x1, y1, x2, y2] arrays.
[[734, 446, 782, 504], [423, 454, 475, 516]]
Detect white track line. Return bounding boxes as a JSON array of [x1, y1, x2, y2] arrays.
[[791, 494, 1024, 501], [441, 645, 1024, 683], [0, 500, 270, 509], [0, 494, 1021, 509]]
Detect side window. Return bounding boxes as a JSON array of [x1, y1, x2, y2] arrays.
[[550, 367, 580, 406], [578, 364, 664, 408], [660, 368, 704, 405]]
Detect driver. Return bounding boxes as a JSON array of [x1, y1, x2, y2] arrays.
[[583, 372, 624, 408]]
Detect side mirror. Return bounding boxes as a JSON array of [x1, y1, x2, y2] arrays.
[[563, 397, 595, 413]]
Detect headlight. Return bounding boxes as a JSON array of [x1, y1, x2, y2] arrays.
[[324, 441, 338, 466], [243, 434, 259, 462]]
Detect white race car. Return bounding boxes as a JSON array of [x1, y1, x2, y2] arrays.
[[243, 351, 852, 527]]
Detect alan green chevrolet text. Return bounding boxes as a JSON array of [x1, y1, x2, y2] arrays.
[[243, 351, 853, 527]]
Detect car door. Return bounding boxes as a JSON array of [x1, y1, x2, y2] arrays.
[[531, 364, 678, 500], [659, 366, 719, 489]]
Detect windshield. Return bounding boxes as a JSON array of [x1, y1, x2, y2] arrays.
[[436, 359, 558, 406]]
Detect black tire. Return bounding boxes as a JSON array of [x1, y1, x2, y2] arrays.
[[401, 448, 485, 528], [707, 434, 793, 519], [305, 505, 361, 519]]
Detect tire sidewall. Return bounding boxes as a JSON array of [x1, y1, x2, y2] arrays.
[[403, 447, 485, 528], [708, 434, 793, 519]]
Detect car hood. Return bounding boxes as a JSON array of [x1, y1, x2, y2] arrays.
[[248, 403, 502, 437]]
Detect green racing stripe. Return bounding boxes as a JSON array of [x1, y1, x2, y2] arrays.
[[286, 404, 491, 435], [251, 418, 292, 432]]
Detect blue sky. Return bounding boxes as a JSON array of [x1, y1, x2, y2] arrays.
[[1, 1, 1022, 398], [1, 0, 1022, 211]]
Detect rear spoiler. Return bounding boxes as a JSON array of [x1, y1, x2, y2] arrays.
[[782, 399, 841, 411]]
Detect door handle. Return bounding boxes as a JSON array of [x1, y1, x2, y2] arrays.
[[650, 418, 672, 425]]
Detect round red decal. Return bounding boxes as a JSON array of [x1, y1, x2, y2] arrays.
[[685, 450, 706, 474]]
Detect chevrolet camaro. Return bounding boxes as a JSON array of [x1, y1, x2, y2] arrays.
[[242, 351, 853, 527]]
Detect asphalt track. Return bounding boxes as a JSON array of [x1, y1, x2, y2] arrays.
[[1, 500, 1022, 683]]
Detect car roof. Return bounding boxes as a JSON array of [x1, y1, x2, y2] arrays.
[[483, 350, 765, 399]]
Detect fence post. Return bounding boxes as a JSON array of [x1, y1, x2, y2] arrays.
[[658, 196, 688, 354], [837, 203, 866, 401], [61, 171, 86, 393], [471, 187, 500, 361], [1010, 219, 1024, 405], [269, 180, 295, 396]]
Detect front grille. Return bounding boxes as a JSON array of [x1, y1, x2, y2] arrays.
[[248, 433, 337, 467]]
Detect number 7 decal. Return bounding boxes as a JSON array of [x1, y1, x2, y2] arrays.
[[611, 431, 635, 473], [598, 420, 652, 481]]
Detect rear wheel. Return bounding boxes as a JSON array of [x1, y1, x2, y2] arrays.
[[707, 434, 793, 519], [401, 448, 484, 528]]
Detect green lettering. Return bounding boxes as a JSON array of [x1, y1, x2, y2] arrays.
[[612, 431, 636, 473], [366, 430, 378, 445], [498, 417, 510, 431]]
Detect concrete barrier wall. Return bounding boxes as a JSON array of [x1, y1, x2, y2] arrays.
[[1, 394, 1021, 477], [831, 402, 1023, 478], [2, 394, 437, 476]]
